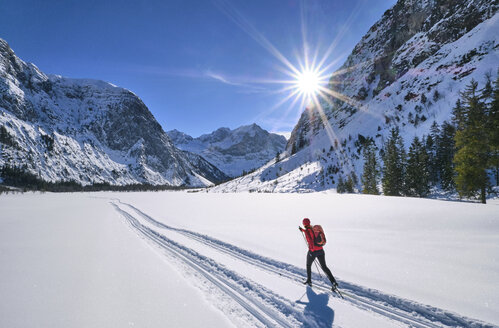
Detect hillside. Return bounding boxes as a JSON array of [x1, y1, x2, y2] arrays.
[[211, 0, 498, 192], [0, 39, 228, 187]]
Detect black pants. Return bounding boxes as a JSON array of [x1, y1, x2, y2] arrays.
[[306, 249, 336, 285]]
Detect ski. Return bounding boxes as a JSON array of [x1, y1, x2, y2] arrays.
[[332, 285, 344, 299], [298, 279, 312, 287], [297, 279, 344, 299]]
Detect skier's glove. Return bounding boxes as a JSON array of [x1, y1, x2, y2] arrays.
[[299, 226, 304, 232]]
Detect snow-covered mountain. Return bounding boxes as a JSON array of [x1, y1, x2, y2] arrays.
[[211, 0, 498, 192], [0, 39, 228, 187], [167, 124, 287, 177]]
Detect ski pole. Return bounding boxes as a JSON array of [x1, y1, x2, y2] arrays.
[[313, 260, 323, 279], [300, 229, 323, 278], [301, 228, 343, 298]]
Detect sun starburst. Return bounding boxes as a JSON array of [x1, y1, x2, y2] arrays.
[[213, 0, 373, 167], [293, 68, 325, 100]]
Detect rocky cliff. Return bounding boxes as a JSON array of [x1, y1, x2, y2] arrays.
[[0, 39, 228, 186], [212, 0, 498, 192]]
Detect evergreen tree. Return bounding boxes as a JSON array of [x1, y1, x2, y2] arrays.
[[361, 144, 380, 194], [488, 71, 499, 185], [345, 175, 354, 193], [350, 172, 358, 189], [453, 80, 489, 203], [337, 176, 345, 193], [481, 73, 494, 101], [405, 137, 430, 197], [452, 99, 464, 129], [275, 151, 281, 163], [437, 121, 456, 191], [426, 121, 440, 185], [381, 128, 406, 196]]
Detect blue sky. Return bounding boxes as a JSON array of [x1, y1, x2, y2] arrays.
[[1, 0, 396, 137]]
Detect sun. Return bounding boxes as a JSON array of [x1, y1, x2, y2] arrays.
[[295, 69, 321, 98], [290, 67, 328, 104]]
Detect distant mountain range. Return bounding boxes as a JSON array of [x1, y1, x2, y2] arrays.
[[0, 38, 228, 187], [167, 124, 287, 177], [212, 0, 498, 192]]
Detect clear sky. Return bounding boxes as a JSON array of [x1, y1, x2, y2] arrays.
[[0, 0, 396, 137]]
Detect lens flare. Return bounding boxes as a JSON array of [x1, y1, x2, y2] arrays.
[[294, 69, 323, 99], [213, 0, 377, 157]]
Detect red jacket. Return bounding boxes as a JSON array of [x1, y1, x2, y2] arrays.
[[303, 226, 323, 252]]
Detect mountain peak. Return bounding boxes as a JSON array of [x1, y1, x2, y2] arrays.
[[212, 0, 498, 192], [0, 38, 10, 52], [0, 39, 228, 187], [167, 124, 287, 177]]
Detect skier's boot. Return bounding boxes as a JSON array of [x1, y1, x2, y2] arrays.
[[303, 280, 312, 287], [331, 279, 338, 291]]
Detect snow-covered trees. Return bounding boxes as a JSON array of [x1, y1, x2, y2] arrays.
[[353, 72, 497, 203]]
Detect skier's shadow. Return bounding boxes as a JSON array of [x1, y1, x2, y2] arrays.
[[297, 286, 335, 328]]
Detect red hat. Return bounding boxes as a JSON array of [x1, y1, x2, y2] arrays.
[[303, 218, 311, 226]]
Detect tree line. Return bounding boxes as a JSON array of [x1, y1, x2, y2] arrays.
[[0, 165, 191, 193], [358, 72, 498, 203]]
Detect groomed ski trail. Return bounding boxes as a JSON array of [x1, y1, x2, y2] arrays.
[[112, 203, 316, 328], [113, 200, 496, 328]]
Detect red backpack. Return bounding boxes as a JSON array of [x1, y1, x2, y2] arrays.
[[312, 225, 327, 246]]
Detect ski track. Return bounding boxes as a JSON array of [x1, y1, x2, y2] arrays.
[[111, 203, 318, 328], [112, 199, 496, 328]]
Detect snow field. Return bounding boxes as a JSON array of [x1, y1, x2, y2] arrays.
[[1, 191, 498, 327], [114, 201, 401, 327], [112, 191, 499, 325], [0, 193, 232, 328]]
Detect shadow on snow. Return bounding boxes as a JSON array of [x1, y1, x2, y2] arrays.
[[297, 286, 335, 328]]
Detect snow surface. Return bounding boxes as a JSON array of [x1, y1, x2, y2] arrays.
[[0, 193, 232, 328], [1, 192, 498, 327]]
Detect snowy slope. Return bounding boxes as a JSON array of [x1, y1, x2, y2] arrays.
[[213, 0, 499, 193], [0, 39, 228, 187], [168, 124, 287, 177], [1, 192, 497, 327]]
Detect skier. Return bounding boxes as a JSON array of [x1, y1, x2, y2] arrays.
[[299, 218, 338, 291]]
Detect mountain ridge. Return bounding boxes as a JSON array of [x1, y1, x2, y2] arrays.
[[0, 38, 228, 187], [211, 0, 498, 192], [167, 123, 287, 177]]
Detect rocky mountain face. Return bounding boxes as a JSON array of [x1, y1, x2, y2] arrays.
[[0, 39, 228, 186], [212, 0, 498, 192], [167, 124, 287, 177]]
